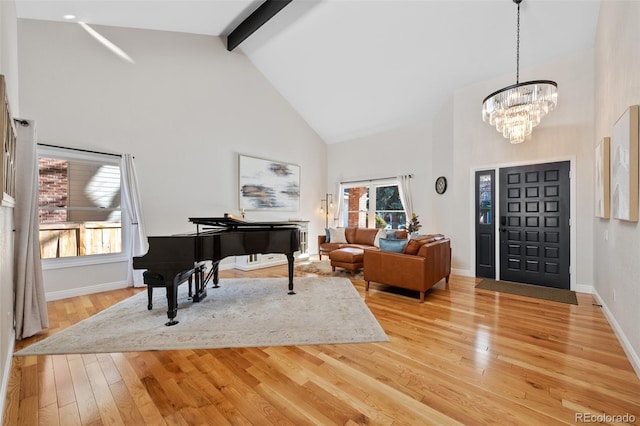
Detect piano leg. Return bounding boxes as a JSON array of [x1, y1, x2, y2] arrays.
[[165, 282, 180, 326], [211, 261, 220, 288], [191, 262, 208, 303], [287, 253, 296, 295], [147, 286, 153, 310]]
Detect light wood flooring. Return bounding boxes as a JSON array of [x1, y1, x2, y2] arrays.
[[4, 266, 640, 425]]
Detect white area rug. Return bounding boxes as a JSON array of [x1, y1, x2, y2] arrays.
[[15, 277, 388, 355]]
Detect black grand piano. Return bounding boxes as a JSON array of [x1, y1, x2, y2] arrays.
[[132, 216, 300, 325]]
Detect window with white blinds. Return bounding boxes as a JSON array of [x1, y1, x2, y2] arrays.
[[38, 146, 123, 260]]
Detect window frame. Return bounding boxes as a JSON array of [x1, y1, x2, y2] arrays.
[[338, 178, 407, 229], [37, 145, 130, 270]]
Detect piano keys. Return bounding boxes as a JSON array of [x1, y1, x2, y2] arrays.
[[132, 216, 300, 325]]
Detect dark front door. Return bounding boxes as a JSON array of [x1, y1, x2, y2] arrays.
[[475, 170, 495, 278], [499, 161, 570, 289]]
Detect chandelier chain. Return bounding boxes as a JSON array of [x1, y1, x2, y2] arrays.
[[481, 0, 557, 144], [516, 1, 520, 84]]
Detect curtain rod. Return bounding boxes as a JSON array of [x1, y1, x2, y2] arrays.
[[340, 174, 413, 185], [13, 118, 30, 127], [37, 143, 122, 158]]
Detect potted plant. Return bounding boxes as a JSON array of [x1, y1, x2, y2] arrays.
[[407, 213, 422, 237]]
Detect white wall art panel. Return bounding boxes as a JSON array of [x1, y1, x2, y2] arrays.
[[611, 105, 639, 222]]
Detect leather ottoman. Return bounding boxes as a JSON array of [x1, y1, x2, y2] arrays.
[[329, 247, 365, 275]]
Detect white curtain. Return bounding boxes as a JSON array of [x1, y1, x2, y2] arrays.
[[397, 174, 414, 216], [120, 154, 148, 287], [332, 182, 343, 227], [14, 119, 48, 339]]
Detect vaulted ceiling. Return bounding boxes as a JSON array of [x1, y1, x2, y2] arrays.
[[15, 0, 601, 144]]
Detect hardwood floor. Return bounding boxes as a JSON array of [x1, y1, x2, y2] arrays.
[[4, 266, 640, 425]]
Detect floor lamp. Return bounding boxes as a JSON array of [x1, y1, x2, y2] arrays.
[[320, 193, 333, 229]]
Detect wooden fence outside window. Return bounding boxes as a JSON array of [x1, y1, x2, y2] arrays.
[[39, 222, 122, 259]]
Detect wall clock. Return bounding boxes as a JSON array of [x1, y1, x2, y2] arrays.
[[435, 176, 447, 194]]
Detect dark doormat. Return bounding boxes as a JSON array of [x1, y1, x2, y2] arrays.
[[476, 279, 578, 305]]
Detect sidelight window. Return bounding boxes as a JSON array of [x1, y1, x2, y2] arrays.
[[479, 174, 492, 224]]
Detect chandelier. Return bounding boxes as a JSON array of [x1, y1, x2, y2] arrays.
[[482, 0, 558, 144]]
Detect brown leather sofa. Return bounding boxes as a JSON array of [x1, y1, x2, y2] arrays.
[[363, 237, 451, 302], [318, 227, 408, 259]]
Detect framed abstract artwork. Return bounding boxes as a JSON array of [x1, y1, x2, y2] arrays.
[[595, 137, 610, 218], [238, 154, 300, 211], [611, 105, 639, 222]]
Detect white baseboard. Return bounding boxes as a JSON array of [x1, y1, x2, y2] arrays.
[[574, 284, 593, 294], [452, 268, 474, 277], [45, 262, 239, 301], [235, 260, 288, 271], [45, 280, 129, 301], [0, 328, 16, 426], [592, 289, 640, 380]]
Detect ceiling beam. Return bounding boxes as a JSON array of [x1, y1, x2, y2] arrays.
[[227, 0, 293, 51]]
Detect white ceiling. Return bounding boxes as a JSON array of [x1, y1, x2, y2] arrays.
[[15, 0, 601, 144]]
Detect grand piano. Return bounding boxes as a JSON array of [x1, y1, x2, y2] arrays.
[[132, 216, 300, 325]]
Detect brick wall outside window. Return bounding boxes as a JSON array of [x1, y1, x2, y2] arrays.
[[347, 187, 368, 227], [38, 158, 68, 223]]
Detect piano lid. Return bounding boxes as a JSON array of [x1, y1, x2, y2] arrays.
[[189, 216, 298, 229]]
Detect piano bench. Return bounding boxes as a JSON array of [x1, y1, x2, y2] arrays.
[[143, 269, 195, 311]]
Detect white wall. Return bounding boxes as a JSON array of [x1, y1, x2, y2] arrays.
[[0, 209, 13, 425], [17, 19, 327, 297], [593, 1, 640, 375], [0, 0, 19, 109], [327, 121, 433, 231], [430, 96, 454, 238], [0, 1, 19, 421]]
